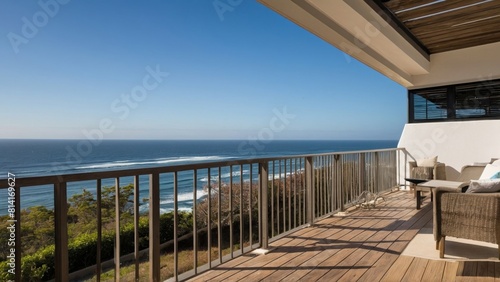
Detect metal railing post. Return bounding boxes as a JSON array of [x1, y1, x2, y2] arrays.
[[305, 156, 313, 225], [149, 173, 160, 282], [375, 152, 380, 193], [54, 181, 69, 282], [259, 161, 269, 249]]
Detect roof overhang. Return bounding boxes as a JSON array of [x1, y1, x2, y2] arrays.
[[258, 0, 500, 89]]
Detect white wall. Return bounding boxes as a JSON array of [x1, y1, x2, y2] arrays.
[[410, 42, 500, 89], [398, 120, 500, 180]]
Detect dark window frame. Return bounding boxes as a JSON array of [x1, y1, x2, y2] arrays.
[[409, 79, 500, 123]]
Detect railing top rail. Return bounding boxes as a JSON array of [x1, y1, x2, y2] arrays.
[[0, 147, 404, 188]]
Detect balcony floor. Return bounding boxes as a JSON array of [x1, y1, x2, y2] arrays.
[[188, 190, 500, 282]]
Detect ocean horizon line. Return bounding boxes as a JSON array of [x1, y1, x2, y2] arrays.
[[0, 138, 398, 141]]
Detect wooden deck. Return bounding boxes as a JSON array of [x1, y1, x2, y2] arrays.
[[187, 190, 500, 282]]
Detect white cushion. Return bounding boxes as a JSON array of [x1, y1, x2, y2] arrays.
[[492, 159, 500, 167], [416, 156, 437, 167], [479, 164, 500, 179], [466, 179, 500, 193]]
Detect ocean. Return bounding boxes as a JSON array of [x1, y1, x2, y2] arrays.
[[0, 139, 397, 213]]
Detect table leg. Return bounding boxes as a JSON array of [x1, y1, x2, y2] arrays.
[[416, 190, 421, 209]]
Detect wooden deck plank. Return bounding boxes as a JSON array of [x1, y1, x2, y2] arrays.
[[337, 249, 383, 281], [358, 205, 433, 281], [442, 261, 460, 282], [321, 248, 370, 281], [496, 262, 500, 281], [286, 216, 385, 281], [227, 217, 362, 281], [192, 226, 326, 282], [258, 219, 355, 281], [488, 261, 497, 279], [187, 190, 495, 282], [242, 223, 350, 281], [312, 201, 412, 282], [456, 261, 478, 282], [401, 257, 429, 281], [421, 259, 446, 281], [186, 254, 257, 282], [291, 213, 392, 281], [295, 247, 353, 281], [380, 256, 414, 281], [330, 210, 406, 281], [346, 192, 426, 281], [477, 261, 496, 281], [464, 261, 478, 277], [187, 225, 314, 282], [260, 249, 323, 281]]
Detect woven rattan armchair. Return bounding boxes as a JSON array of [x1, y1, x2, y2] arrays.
[[432, 163, 497, 258], [408, 161, 446, 195], [433, 187, 500, 259], [409, 160, 447, 180]]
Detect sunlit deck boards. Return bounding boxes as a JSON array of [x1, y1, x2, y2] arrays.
[[187, 190, 500, 282]]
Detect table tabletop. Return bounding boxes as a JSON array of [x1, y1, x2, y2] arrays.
[[405, 178, 429, 185], [417, 180, 466, 189]]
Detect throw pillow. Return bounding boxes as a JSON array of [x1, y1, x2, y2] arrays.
[[465, 179, 500, 193], [479, 164, 500, 180], [416, 156, 437, 167], [491, 171, 500, 179]]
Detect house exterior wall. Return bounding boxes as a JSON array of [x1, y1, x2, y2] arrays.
[[410, 42, 500, 89], [398, 120, 500, 180]]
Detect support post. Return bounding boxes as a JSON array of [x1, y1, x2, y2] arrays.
[[115, 178, 120, 281], [259, 162, 269, 249], [54, 182, 69, 282], [149, 174, 160, 282]]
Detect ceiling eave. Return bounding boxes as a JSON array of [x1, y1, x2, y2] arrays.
[[258, 0, 432, 88]]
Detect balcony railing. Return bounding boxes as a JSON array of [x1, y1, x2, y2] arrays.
[[0, 148, 408, 281]]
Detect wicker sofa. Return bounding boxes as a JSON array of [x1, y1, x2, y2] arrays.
[[432, 164, 500, 259]]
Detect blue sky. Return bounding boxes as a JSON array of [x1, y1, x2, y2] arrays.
[[0, 0, 407, 140]]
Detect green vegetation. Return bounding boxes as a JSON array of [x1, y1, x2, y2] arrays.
[[0, 184, 194, 281]]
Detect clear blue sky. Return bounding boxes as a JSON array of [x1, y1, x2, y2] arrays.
[[0, 0, 407, 140]]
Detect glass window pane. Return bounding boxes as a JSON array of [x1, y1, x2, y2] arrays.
[[412, 88, 447, 121], [455, 81, 500, 119]]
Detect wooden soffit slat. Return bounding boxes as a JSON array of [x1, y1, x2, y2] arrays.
[[384, 0, 437, 12], [405, 1, 500, 30], [416, 16, 500, 42], [424, 28, 499, 53], [396, 0, 491, 22], [381, 0, 500, 53]]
